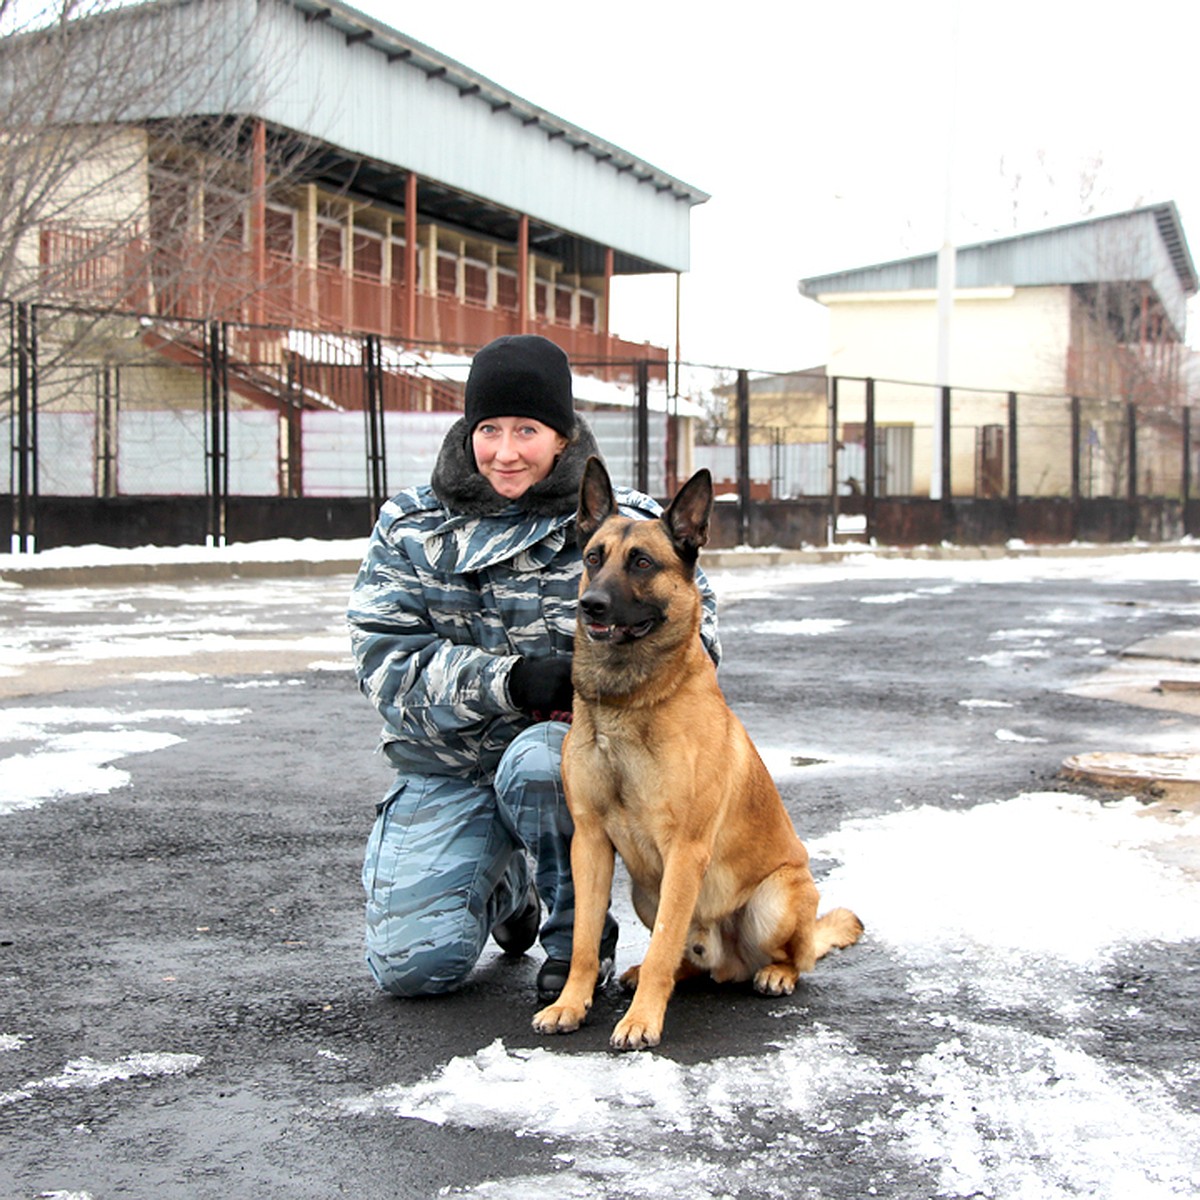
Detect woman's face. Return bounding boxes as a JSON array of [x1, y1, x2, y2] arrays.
[[472, 417, 568, 499]]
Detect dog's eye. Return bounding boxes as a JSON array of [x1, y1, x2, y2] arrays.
[[632, 554, 655, 572], [584, 549, 602, 567]]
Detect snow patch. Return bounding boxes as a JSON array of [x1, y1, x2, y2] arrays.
[[0, 730, 183, 814], [994, 728, 1048, 744], [860, 590, 927, 604], [0, 705, 249, 814], [0, 1052, 203, 1107], [334, 1025, 873, 1140], [0, 706, 248, 741], [749, 618, 849, 637], [333, 793, 1200, 1199], [813, 792, 1200, 1008]]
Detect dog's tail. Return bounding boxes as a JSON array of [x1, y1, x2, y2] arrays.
[[813, 907, 864, 959]]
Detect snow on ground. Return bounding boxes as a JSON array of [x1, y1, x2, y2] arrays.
[[0, 706, 248, 814], [0, 1053, 204, 1108], [0, 537, 367, 576], [334, 792, 1200, 1199], [705, 544, 1200, 605], [2, 540, 1199, 1196]]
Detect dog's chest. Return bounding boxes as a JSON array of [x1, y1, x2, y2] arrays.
[[592, 726, 649, 783], [575, 716, 662, 811]]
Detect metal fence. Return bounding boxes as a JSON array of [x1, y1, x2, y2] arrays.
[[680, 362, 1197, 547], [2, 301, 677, 551], [3, 299, 1198, 551]]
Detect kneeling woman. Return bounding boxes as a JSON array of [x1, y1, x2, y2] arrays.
[[348, 334, 720, 1001]]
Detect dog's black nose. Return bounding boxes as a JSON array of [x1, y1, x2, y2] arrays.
[[580, 591, 609, 623]]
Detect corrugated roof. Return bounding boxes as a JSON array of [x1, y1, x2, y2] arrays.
[[285, 0, 708, 206], [5, 0, 707, 274], [798, 203, 1197, 301]]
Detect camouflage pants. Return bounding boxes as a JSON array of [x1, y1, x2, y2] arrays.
[[362, 721, 617, 996]]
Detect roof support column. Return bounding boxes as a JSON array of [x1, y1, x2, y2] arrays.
[[603, 246, 613, 353], [674, 271, 681, 400], [517, 214, 529, 334], [404, 171, 418, 343], [250, 118, 266, 326]]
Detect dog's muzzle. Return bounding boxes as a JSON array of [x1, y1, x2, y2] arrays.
[[584, 617, 660, 644]]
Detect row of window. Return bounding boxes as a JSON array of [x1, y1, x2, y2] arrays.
[[157, 175, 600, 326]]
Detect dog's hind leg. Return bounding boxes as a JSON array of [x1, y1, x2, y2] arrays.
[[618, 955, 705, 993], [813, 906, 864, 959], [744, 866, 820, 996]]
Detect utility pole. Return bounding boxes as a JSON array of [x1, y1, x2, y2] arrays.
[[932, 0, 961, 501]]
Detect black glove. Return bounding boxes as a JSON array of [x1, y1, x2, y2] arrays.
[[509, 654, 574, 715]]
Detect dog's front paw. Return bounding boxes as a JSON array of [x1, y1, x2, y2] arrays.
[[753, 964, 798, 996], [532, 1001, 590, 1035], [610, 1008, 662, 1051]]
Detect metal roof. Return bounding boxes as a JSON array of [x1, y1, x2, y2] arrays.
[[285, 0, 708, 206], [798, 203, 1197, 335], [5, 0, 706, 275]]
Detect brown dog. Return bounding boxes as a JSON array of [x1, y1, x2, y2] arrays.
[[532, 458, 862, 1050]]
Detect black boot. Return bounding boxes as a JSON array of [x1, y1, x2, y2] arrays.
[[492, 885, 540, 956], [536, 924, 618, 1002]]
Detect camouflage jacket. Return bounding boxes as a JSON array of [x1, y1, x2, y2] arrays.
[[348, 416, 721, 785]]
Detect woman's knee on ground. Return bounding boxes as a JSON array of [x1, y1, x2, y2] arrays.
[[364, 897, 487, 997]]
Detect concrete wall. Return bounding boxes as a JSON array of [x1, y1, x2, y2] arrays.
[[823, 285, 1070, 395]]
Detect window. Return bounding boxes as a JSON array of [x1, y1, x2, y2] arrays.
[[389, 238, 408, 284], [496, 268, 518, 311], [436, 251, 457, 297], [317, 222, 342, 269], [554, 286, 572, 324], [463, 260, 488, 305], [264, 206, 295, 258], [353, 229, 383, 279], [203, 189, 245, 246], [578, 291, 597, 329]]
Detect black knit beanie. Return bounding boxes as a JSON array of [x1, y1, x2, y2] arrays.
[[464, 335, 575, 437]]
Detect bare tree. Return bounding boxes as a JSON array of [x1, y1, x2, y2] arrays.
[[0, 0, 320, 325]]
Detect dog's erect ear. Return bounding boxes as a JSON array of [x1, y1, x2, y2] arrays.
[[577, 456, 618, 545], [664, 469, 713, 563]]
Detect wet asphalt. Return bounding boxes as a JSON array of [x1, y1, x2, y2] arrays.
[[1, 558, 1198, 1198]]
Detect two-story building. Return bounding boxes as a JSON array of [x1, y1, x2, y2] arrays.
[[3, 0, 709, 546]]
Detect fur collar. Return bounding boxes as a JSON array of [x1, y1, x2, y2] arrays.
[[431, 415, 600, 518]]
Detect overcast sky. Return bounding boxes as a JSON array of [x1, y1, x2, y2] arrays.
[[355, 1, 1197, 373]]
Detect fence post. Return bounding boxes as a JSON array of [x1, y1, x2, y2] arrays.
[[939, 384, 952, 498], [636, 358, 650, 496], [1183, 406, 1192, 506], [1069, 397, 1081, 502], [938, 385, 952, 541], [14, 302, 35, 553], [1069, 396, 1081, 541], [98, 364, 116, 498], [205, 321, 228, 546], [864, 376, 876, 541], [826, 374, 838, 546], [1007, 392, 1018, 499], [285, 353, 302, 498], [736, 368, 750, 545], [363, 334, 386, 509], [1007, 391, 1019, 540], [1126, 402, 1138, 502]]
